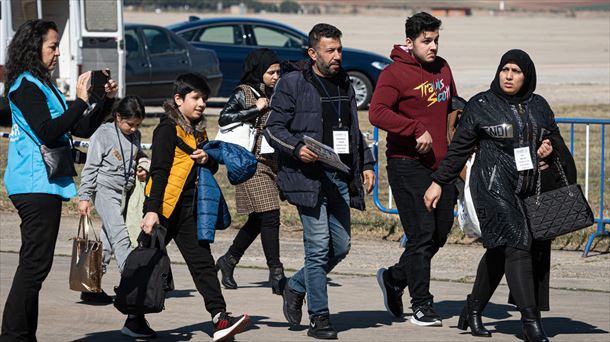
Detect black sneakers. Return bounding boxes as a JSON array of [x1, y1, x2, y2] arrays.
[[212, 311, 250, 342], [216, 254, 238, 290], [80, 290, 113, 305], [410, 302, 442, 326], [376, 268, 404, 318], [282, 281, 306, 326], [121, 315, 157, 338], [307, 315, 338, 340]]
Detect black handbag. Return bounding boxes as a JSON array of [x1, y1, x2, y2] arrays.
[[523, 155, 594, 240], [21, 127, 78, 180], [40, 143, 78, 179]]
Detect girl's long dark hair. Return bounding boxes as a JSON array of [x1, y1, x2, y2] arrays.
[[110, 96, 146, 122], [4, 19, 58, 96]]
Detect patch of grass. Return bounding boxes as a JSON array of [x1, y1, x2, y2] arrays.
[[0, 103, 608, 252]]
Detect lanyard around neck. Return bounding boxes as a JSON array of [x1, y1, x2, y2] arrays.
[[115, 123, 134, 187], [314, 74, 342, 127]]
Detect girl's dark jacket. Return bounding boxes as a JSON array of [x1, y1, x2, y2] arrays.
[[431, 90, 562, 250], [264, 63, 375, 210]]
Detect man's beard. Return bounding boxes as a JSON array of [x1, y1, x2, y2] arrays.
[[316, 59, 340, 77]]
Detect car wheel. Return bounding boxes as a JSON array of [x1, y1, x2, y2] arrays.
[[348, 71, 373, 110]]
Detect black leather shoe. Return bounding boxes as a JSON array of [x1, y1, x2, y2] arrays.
[[457, 295, 491, 337], [80, 290, 113, 305], [282, 281, 305, 326], [307, 315, 338, 340], [521, 307, 549, 342], [216, 254, 238, 290]]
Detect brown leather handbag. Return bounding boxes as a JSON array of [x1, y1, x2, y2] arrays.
[[69, 215, 103, 293]]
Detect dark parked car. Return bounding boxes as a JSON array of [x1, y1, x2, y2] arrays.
[[125, 23, 223, 105], [168, 17, 391, 109]]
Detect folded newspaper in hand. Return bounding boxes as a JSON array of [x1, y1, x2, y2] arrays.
[[303, 135, 350, 174]]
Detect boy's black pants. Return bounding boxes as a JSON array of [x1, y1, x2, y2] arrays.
[[162, 191, 226, 318]]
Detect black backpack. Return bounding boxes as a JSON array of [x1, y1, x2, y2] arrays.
[[114, 224, 174, 315]]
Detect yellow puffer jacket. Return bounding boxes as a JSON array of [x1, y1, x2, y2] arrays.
[[145, 102, 207, 218]]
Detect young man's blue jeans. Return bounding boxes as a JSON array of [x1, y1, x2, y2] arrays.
[[288, 170, 351, 318]]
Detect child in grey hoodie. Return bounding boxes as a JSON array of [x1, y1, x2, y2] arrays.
[[78, 96, 148, 304]]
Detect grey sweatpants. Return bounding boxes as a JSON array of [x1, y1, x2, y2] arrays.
[[93, 186, 132, 273]]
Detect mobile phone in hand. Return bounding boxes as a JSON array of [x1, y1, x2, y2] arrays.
[[89, 69, 110, 103]]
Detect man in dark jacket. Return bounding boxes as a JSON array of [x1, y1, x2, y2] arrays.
[[369, 12, 458, 326], [265, 23, 375, 339]]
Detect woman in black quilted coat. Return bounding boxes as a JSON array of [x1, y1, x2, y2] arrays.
[[424, 49, 563, 342]]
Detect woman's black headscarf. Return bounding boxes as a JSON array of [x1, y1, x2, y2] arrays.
[[490, 49, 537, 104], [239, 48, 280, 87]]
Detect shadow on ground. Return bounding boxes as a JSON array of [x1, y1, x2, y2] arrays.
[[72, 321, 211, 342], [332, 310, 406, 332]]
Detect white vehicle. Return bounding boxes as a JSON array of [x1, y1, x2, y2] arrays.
[[0, 0, 125, 106]]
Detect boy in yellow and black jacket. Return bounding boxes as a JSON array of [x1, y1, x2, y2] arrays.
[[132, 73, 250, 341]]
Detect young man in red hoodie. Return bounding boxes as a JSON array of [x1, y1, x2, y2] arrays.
[[369, 12, 458, 327]]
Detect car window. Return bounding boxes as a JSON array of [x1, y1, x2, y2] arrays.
[[168, 34, 186, 53], [196, 25, 244, 45], [252, 25, 303, 48], [142, 28, 172, 55], [125, 29, 141, 58], [177, 29, 197, 42]]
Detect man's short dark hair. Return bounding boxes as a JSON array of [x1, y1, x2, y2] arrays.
[[308, 23, 342, 49], [173, 73, 210, 99], [405, 12, 442, 40]]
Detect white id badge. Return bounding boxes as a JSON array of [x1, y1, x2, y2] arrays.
[[333, 130, 350, 154], [513, 147, 534, 171], [260, 135, 275, 154]]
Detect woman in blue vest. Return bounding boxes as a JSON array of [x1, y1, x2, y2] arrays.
[[1, 19, 117, 341]]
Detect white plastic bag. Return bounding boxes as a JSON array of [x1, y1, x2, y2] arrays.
[[214, 121, 256, 152], [457, 153, 481, 238]]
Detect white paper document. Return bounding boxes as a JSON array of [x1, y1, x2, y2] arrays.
[[332, 130, 350, 154], [303, 135, 350, 173], [259, 135, 275, 154], [513, 147, 534, 171]]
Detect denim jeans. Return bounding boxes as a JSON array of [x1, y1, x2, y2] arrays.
[[288, 170, 351, 318]]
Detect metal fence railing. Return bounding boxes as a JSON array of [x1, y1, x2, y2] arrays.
[[372, 118, 610, 257]]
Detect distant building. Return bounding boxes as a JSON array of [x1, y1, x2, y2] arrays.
[[431, 7, 472, 17]]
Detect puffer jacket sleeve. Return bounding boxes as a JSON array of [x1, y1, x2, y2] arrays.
[[218, 88, 260, 127], [431, 100, 480, 185], [264, 76, 303, 160]]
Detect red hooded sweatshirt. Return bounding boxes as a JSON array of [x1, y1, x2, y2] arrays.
[[369, 45, 457, 170]]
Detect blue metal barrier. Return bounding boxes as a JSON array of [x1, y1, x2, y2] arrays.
[[372, 118, 610, 257]]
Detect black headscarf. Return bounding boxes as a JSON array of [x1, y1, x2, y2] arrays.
[[490, 49, 537, 104], [239, 48, 280, 87]]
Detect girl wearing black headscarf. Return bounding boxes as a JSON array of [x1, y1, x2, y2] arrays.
[[215, 48, 286, 295], [423, 50, 565, 341]]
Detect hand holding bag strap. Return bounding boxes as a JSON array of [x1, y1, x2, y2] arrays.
[[78, 215, 100, 252], [78, 215, 88, 241], [84, 214, 100, 242], [151, 223, 168, 252], [533, 153, 569, 205]]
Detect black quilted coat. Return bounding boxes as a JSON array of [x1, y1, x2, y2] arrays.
[[431, 90, 560, 250]]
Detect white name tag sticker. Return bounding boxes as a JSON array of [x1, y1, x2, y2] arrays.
[[514, 147, 534, 171], [333, 130, 350, 154], [260, 135, 275, 154]]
